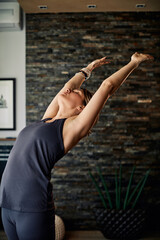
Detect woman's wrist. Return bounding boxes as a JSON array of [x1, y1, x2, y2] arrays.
[[80, 67, 91, 80], [86, 64, 94, 72], [75, 72, 86, 79], [129, 59, 139, 68]]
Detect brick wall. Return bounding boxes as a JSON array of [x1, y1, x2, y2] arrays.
[[26, 12, 160, 231]]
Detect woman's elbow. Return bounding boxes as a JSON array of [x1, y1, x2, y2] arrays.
[[102, 80, 114, 97]]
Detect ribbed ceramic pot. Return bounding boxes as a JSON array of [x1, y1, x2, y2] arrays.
[[94, 208, 146, 240]]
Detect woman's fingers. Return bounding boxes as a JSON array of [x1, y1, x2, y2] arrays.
[[89, 56, 111, 70], [101, 56, 112, 63]]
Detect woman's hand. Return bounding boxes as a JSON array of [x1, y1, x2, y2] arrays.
[[87, 57, 111, 71], [131, 52, 154, 67]]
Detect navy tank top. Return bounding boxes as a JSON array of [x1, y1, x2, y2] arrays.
[[0, 118, 66, 212]]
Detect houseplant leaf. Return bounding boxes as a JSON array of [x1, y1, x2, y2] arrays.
[[123, 166, 136, 210], [97, 166, 113, 209], [89, 171, 107, 209]]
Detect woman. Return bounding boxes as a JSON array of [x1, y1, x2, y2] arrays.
[[0, 52, 153, 240]]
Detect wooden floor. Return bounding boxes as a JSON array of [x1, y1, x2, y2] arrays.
[[65, 231, 106, 239], [65, 231, 160, 240], [0, 230, 160, 240]]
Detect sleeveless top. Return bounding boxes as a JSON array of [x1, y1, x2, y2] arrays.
[[0, 118, 66, 212]]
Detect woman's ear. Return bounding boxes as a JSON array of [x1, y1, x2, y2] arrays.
[[76, 105, 85, 113]]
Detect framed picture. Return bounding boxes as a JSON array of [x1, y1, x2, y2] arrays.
[[0, 78, 16, 130]]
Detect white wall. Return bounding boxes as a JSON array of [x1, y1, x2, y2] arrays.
[[0, 12, 26, 138]]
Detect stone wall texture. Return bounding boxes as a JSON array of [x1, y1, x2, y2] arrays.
[[26, 12, 160, 231]]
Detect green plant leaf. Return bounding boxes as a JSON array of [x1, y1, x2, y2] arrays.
[[89, 171, 107, 209], [115, 168, 119, 209], [97, 166, 113, 209], [126, 174, 144, 207], [132, 169, 150, 209], [123, 166, 136, 210]]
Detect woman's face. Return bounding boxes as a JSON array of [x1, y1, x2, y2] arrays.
[[58, 88, 85, 110]]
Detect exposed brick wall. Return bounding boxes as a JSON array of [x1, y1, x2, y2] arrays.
[[26, 12, 160, 231]]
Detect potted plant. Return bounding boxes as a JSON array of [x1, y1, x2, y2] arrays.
[[89, 165, 150, 240]]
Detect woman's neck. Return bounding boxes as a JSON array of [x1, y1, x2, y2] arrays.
[[53, 108, 78, 121]]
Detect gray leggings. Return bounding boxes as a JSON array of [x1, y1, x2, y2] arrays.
[[1, 208, 55, 240]]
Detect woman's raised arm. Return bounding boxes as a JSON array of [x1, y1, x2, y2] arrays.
[[71, 53, 154, 139]]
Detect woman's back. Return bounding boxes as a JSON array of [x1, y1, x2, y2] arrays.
[[0, 118, 66, 212]]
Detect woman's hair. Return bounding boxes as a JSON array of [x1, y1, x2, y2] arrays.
[[81, 88, 93, 106]]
